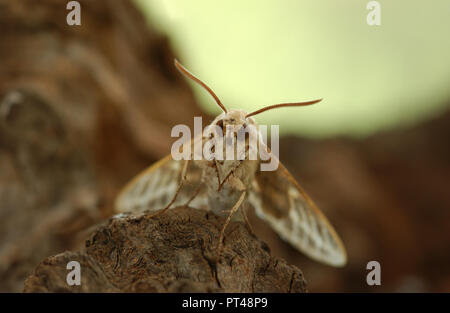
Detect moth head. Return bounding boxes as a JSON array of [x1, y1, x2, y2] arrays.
[[213, 109, 257, 132], [174, 58, 322, 124]]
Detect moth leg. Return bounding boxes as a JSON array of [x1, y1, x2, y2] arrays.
[[184, 181, 202, 207], [216, 190, 247, 261], [149, 159, 189, 218], [241, 203, 254, 236]]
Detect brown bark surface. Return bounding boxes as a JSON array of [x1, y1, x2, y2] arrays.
[[23, 207, 307, 293], [0, 0, 207, 292]]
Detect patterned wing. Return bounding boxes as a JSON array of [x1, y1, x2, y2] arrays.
[[115, 154, 207, 214], [248, 161, 347, 267]]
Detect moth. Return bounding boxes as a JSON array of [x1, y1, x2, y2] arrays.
[[115, 59, 347, 267]]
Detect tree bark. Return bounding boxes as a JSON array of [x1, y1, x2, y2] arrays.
[[23, 207, 307, 293], [0, 0, 207, 292]]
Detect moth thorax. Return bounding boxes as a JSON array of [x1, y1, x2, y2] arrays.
[[204, 122, 259, 162]]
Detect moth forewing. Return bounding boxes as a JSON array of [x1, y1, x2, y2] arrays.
[[114, 136, 207, 214], [248, 153, 347, 267]]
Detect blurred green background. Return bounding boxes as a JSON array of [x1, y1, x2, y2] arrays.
[[135, 0, 450, 137]]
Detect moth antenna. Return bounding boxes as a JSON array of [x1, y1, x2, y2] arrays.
[[245, 99, 322, 118], [174, 59, 227, 113]]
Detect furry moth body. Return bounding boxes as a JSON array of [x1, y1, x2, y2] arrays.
[[115, 59, 347, 267]]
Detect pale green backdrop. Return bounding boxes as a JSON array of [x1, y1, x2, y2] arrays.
[[135, 0, 450, 137]]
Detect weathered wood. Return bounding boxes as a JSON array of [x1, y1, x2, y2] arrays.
[[23, 207, 307, 293], [0, 0, 206, 292]]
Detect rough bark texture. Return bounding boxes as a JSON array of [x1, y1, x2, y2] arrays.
[[23, 207, 307, 293], [0, 0, 207, 292]]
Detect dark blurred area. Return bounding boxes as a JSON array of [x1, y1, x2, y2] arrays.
[[253, 112, 450, 292], [0, 0, 449, 292]]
